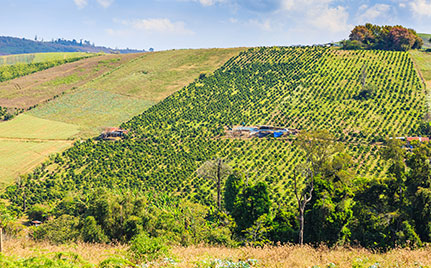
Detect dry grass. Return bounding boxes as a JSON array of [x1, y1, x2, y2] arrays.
[[0, 53, 140, 109], [4, 238, 127, 265], [171, 245, 431, 267], [3, 238, 431, 267]]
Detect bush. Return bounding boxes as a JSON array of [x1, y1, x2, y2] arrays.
[[129, 233, 170, 263], [32, 215, 80, 244], [27, 204, 51, 222], [81, 216, 108, 243]]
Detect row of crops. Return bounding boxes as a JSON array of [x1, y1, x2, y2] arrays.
[[5, 47, 426, 210], [0, 56, 89, 83]]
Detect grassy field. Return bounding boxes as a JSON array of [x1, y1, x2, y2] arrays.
[[410, 50, 431, 86], [2, 238, 431, 267], [419, 33, 431, 49], [0, 48, 244, 187], [82, 48, 246, 101], [0, 53, 140, 109], [0, 52, 92, 65], [0, 114, 79, 186], [0, 114, 79, 139], [28, 89, 155, 137], [0, 140, 72, 187], [28, 48, 245, 137]]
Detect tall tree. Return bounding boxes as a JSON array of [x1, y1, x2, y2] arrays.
[[197, 158, 232, 210], [224, 170, 244, 214], [294, 130, 342, 245]]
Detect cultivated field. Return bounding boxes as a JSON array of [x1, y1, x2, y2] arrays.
[[81, 48, 246, 101], [0, 140, 72, 187], [0, 53, 140, 109], [0, 48, 245, 186], [28, 48, 245, 137], [0, 52, 91, 65], [28, 89, 155, 137], [0, 114, 79, 139], [2, 238, 431, 267], [16, 47, 425, 209], [0, 114, 79, 186]]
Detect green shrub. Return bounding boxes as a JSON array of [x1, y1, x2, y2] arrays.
[[32, 215, 80, 244], [81, 216, 108, 243], [129, 233, 169, 263]]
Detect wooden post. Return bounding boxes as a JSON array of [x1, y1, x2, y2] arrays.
[[0, 227, 3, 253]]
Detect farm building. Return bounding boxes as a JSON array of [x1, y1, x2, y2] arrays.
[[393, 137, 430, 148], [99, 127, 129, 140], [227, 125, 299, 138]]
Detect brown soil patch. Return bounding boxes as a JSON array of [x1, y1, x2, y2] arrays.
[[0, 53, 142, 109]]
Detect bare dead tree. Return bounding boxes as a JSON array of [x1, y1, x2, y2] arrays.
[[197, 158, 232, 210], [293, 165, 314, 245]]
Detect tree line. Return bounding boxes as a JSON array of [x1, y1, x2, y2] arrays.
[[2, 131, 431, 250], [343, 24, 423, 51]]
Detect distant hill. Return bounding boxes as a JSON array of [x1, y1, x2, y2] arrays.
[[419, 33, 431, 49], [0, 36, 145, 55]]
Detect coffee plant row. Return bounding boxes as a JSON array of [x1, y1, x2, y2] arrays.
[[5, 47, 426, 211]]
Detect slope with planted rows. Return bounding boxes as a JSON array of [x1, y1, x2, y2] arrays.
[[6, 47, 425, 209]]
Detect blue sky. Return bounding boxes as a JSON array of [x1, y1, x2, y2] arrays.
[[1, 0, 430, 50]]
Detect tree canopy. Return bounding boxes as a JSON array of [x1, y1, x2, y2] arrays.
[[343, 23, 423, 51]]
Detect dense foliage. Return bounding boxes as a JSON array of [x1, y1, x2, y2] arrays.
[[343, 24, 423, 51], [0, 36, 143, 55], [3, 46, 427, 249]]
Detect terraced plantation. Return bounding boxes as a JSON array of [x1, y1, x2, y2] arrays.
[[6, 46, 425, 210], [0, 48, 244, 185]]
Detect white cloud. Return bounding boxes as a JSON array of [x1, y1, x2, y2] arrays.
[[357, 4, 391, 22], [122, 18, 194, 35], [74, 0, 88, 8], [97, 0, 114, 8], [410, 0, 431, 16], [249, 19, 272, 31], [278, 0, 350, 34], [309, 6, 350, 33]]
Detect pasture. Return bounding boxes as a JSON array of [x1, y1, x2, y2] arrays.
[[82, 48, 246, 101], [0, 114, 79, 185], [0, 114, 79, 139], [0, 139, 72, 187], [28, 89, 155, 137]]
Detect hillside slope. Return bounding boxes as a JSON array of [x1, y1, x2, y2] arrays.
[[28, 48, 245, 137], [0, 53, 139, 109], [6, 47, 425, 209], [0, 48, 244, 185]]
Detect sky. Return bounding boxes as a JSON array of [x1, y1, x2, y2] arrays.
[[0, 0, 430, 51]]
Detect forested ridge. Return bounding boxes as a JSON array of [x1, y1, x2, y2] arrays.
[[3, 46, 430, 249]]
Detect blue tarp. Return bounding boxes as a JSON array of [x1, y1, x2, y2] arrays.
[[273, 132, 283, 138]]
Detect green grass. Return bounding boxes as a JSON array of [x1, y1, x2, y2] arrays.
[[0, 114, 79, 185], [13, 47, 425, 208], [0, 114, 79, 139], [0, 52, 93, 65], [82, 48, 246, 101], [28, 89, 155, 137], [410, 50, 431, 82], [0, 139, 72, 187], [419, 33, 431, 49]]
